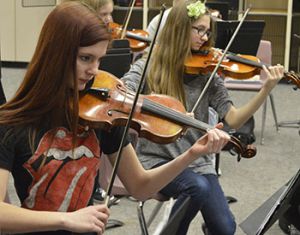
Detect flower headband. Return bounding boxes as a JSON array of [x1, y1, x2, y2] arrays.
[[186, 1, 206, 19]]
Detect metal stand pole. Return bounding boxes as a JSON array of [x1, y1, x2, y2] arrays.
[[278, 34, 300, 136]]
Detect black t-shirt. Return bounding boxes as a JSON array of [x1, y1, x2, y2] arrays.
[[0, 125, 129, 235]]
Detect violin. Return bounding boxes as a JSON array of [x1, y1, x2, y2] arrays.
[[185, 48, 300, 89], [79, 70, 257, 160], [109, 22, 151, 52]]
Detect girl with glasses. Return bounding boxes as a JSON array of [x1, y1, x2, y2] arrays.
[[122, 0, 284, 234]]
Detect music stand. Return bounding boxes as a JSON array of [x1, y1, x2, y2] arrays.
[[214, 20, 265, 56], [240, 169, 300, 235], [99, 39, 132, 78]]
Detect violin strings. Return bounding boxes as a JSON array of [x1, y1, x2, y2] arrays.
[[142, 99, 251, 158], [227, 55, 300, 87], [226, 54, 267, 68], [142, 98, 211, 132]]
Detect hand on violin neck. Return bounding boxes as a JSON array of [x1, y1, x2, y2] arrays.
[[262, 64, 285, 90], [206, 126, 230, 154], [189, 125, 230, 158]]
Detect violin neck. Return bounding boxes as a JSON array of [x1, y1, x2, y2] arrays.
[[142, 98, 212, 132], [126, 31, 151, 44], [226, 53, 269, 69], [226, 53, 293, 76]]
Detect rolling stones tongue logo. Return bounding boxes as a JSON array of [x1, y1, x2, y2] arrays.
[[23, 127, 100, 212]]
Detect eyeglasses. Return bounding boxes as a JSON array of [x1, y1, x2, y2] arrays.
[[192, 26, 212, 38]]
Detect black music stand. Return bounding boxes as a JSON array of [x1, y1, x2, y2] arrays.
[[240, 169, 300, 235], [99, 39, 132, 78], [214, 20, 265, 56]]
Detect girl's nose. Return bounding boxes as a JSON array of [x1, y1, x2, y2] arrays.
[[201, 33, 209, 41], [88, 61, 99, 76]]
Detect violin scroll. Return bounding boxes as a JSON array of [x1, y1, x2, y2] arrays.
[[226, 136, 257, 161], [284, 71, 300, 90]]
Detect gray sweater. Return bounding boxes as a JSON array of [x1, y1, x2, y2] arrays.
[[121, 58, 232, 175]]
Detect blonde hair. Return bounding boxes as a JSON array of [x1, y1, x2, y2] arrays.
[[147, 0, 213, 106]]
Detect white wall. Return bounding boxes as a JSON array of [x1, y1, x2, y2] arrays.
[[0, 0, 56, 62]]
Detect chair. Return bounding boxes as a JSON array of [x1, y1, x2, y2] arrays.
[[224, 40, 279, 144], [277, 34, 300, 132], [137, 194, 174, 235], [98, 153, 129, 197], [138, 196, 192, 235]]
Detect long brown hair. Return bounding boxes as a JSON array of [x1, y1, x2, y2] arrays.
[[147, 0, 213, 107], [0, 2, 110, 143]]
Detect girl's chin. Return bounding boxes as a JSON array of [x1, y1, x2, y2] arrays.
[[192, 46, 201, 51]]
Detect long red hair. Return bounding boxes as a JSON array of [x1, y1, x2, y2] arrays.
[[0, 2, 110, 145]]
